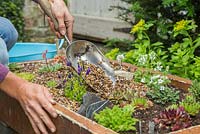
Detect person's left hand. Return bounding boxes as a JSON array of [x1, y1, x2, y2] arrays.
[[48, 0, 74, 40], [16, 82, 57, 134], [0, 72, 58, 134]]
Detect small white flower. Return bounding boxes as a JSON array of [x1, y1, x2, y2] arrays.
[[154, 62, 163, 71], [160, 86, 165, 91], [151, 75, 161, 80], [149, 51, 156, 61], [116, 54, 124, 62], [157, 12, 162, 18], [141, 78, 146, 83], [165, 66, 169, 72], [158, 79, 164, 84], [138, 54, 148, 65]]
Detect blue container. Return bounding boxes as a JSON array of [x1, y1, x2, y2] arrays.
[[9, 42, 57, 63]]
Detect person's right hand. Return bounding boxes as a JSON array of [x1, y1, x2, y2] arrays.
[[48, 0, 74, 40]]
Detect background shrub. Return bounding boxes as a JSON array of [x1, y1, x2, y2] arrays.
[[111, 0, 200, 44], [0, 0, 25, 41]]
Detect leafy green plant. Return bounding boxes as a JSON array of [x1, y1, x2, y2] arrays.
[[8, 63, 22, 72], [133, 70, 179, 105], [190, 57, 200, 80], [168, 20, 200, 79], [105, 48, 120, 60], [122, 20, 168, 69], [38, 63, 62, 73], [16, 72, 35, 82], [180, 95, 200, 116], [131, 97, 149, 110], [147, 87, 180, 105], [64, 75, 87, 102], [166, 104, 179, 110], [0, 0, 25, 41], [94, 105, 138, 132], [104, 38, 133, 51], [189, 80, 200, 102], [46, 80, 57, 88], [154, 107, 192, 131], [111, 0, 200, 43]]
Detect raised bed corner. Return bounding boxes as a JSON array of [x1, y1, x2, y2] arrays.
[[0, 90, 116, 134]]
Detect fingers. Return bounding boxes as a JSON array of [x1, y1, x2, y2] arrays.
[[32, 102, 56, 133], [47, 17, 62, 38], [26, 106, 48, 134], [26, 112, 40, 134], [44, 87, 56, 105], [40, 89, 58, 118], [65, 13, 74, 41], [56, 14, 66, 36]]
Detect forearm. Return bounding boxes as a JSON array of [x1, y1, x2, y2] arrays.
[[0, 71, 26, 100]]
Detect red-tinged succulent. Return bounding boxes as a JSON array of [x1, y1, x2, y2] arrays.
[[153, 107, 192, 131], [53, 55, 66, 63]]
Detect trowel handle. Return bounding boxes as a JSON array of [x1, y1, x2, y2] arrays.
[[37, 0, 59, 30]]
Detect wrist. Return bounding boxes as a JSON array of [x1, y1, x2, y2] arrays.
[[0, 72, 26, 100]]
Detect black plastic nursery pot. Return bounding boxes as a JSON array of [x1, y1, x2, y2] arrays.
[[0, 61, 199, 134]]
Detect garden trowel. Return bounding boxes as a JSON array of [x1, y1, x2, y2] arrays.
[[37, 0, 116, 84]]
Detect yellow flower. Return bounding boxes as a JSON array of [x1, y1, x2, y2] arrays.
[[130, 19, 145, 33], [174, 20, 187, 32]]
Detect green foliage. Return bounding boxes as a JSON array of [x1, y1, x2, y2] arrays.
[[109, 89, 137, 104], [133, 70, 179, 105], [133, 70, 170, 90], [16, 72, 35, 82], [190, 57, 200, 79], [189, 80, 200, 102], [94, 105, 138, 132], [46, 80, 57, 88], [111, 0, 200, 42], [8, 63, 22, 72], [104, 38, 133, 51], [120, 20, 168, 69], [168, 20, 200, 79], [106, 19, 200, 81], [105, 48, 120, 60], [166, 104, 179, 110], [0, 0, 25, 41], [105, 0, 200, 81], [131, 97, 149, 110], [180, 95, 200, 116], [147, 87, 180, 105], [64, 74, 87, 102], [38, 63, 62, 73]]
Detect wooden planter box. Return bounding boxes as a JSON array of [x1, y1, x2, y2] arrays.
[[0, 61, 199, 134]]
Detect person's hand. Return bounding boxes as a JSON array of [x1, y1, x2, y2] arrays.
[[48, 0, 74, 40], [16, 82, 57, 134], [0, 72, 58, 134]]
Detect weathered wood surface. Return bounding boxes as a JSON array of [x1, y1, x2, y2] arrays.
[[0, 90, 116, 134], [68, 0, 132, 41]]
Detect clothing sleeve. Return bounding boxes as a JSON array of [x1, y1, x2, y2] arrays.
[[0, 63, 9, 82]]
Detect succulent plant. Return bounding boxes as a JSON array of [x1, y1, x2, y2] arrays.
[[189, 80, 200, 102], [131, 97, 149, 110], [154, 107, 192, 131], [180, 95, 200, 116], [16, 72, 35, 82]]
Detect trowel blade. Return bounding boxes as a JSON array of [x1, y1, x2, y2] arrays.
[[66, 40, 116, 84]]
